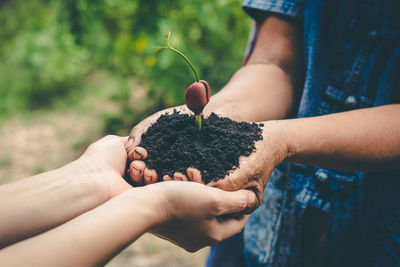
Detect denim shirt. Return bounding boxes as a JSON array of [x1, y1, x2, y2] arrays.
[[240, 0, 400, 266]]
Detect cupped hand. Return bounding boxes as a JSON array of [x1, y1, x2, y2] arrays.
[[146, 181, 256, 252], [207, 121, 288, 212], [125, 104, 290, 212], [125, 105, 194, 184], [128, 119, 289, 212], [78, 135, 133, 200]]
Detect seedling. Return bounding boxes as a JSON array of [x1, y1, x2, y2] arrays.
[[154, 32, 210, 130]]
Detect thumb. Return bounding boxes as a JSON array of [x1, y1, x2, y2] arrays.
[[215, 189, 257, 215], [126, 127, 143, 152], [120, 136, 130, 148]]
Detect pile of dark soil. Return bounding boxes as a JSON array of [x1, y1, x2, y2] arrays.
[[138, 111, 263, 184]]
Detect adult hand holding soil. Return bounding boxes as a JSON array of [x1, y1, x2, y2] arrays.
[[207, 121, 289, 211], [127, 112, 289, 212], [126, 65, 296, 185]]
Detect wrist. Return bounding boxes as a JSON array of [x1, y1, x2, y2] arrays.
[[61, 158, 112, 204], [261, 120, 291, 166], [0, 159, 113, 247], [125, 185, 170, 231]]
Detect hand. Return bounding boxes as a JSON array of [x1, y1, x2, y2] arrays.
[[125, 105, 194, 184], [208, 121, 288, 211], [78, 135, 132, 200], [127, 114, 289, 211], [146, 181, 257, 252]]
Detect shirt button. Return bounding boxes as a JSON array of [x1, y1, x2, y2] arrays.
[[315, 170, 329, 182], [368, 30, 378, 40], [344, 95, 358, 107]]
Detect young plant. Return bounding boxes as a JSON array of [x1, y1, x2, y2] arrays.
[[154, 32, 210, 130]]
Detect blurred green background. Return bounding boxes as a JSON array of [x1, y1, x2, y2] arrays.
[[0, 0, 252, 135]]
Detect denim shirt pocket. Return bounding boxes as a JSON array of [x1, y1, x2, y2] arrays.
[[317, 1, 400, 116], [292, 164, 359, 191], [379, 2, 400, 40], [314, 168, 358, 191], [320, 84, 374, 115]]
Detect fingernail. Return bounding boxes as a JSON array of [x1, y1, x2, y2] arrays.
[[131, 167, 142, 176], [250, 193, 257, 206], [163, 175, 172, 181], [187, 169, 193, 180]]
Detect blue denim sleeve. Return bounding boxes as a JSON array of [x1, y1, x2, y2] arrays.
[[242, 0, 304, 20]]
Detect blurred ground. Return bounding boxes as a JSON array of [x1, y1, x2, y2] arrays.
[[0, 89, 208, 266], [107, 235, 208, 267]]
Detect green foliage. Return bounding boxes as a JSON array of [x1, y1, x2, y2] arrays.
[[0, 1, 89, 113], [0, 0, 252, 132]]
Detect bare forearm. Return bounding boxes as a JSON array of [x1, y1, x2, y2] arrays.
[[0, 160, 107, 248], [204, 15, 302, 122], [205, 64, 294, 121], [0, 183, 255, 266], [0, 188, 160, 267], [278, 105, 400, 171]]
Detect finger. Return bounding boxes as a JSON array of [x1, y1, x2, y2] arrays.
[[127, 106, 190, 151], [211, 164, 264, 212], [125, 136, 138, 153], [149, 169, 159, 183], [128, 146, 148, 161], [128, 110, 167, 149], [163, 175, 173, 181], [143, 168, 158, 184], [206, 160, 253, 191], [211, 180, 261, 214], [120, 136, 130, 147], [215, 189, 257, 215], [207, 177, 236, 191], [173, 172, 188, 181], [122, 136, 133, 150], [186, 168, 204, 184], [128, 127, 143, 150], [129, 160, 146, 183]]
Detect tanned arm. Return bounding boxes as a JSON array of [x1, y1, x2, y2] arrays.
[[204, 15, 303, 121]]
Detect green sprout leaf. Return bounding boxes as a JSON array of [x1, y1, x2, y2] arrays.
[[153, 32, 200, 82], [153, 32, 204, 131], [153, 46, 166, 51], [164, 32, 171, 43]]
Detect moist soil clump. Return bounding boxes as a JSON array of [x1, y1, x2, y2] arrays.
[[138, 111, 263, 184]]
